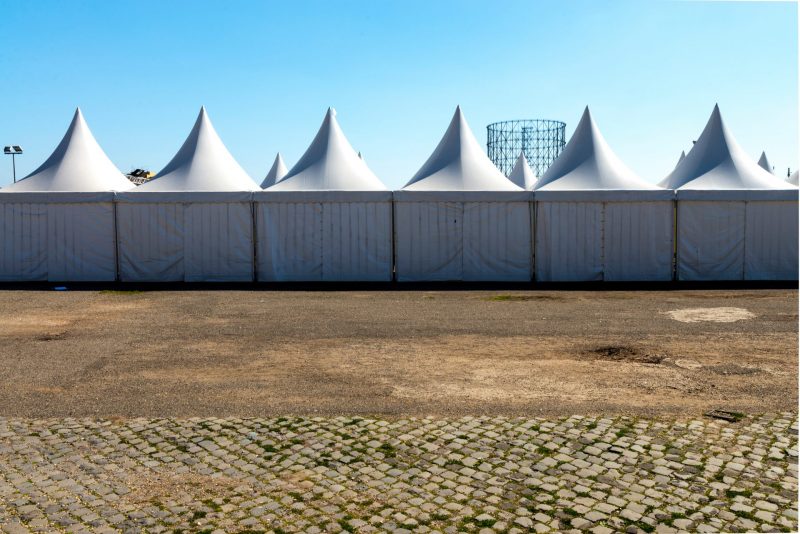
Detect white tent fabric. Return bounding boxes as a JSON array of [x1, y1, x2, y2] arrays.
[[661, 105, 797, 280], [0, 108, 131, 281], [395, 106, 532, 281], [676, 150, 686, 167], [534, 107, 673, 281], [116, 107, 259, 282], [757, 151, 772, 173], [789, 170, 799, 186], [508, 152, 537, 190], [260, 153, 288, 189], [255, 108, 392, 281]]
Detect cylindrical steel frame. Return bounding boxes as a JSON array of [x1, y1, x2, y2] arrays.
[[487, 119, 566, 178]]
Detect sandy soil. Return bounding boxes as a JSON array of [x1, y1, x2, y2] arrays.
[[0, 288, 795, 418]]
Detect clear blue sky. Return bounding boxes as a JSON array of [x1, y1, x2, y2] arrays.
[[0, 0, 796, 189]]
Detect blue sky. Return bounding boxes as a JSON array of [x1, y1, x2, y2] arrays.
[[0, 0, 796, 189]]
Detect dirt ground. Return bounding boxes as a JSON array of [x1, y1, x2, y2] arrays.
[[0, 287, 795, 418]]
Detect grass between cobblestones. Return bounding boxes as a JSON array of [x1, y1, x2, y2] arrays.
[[0, 414, 796, 533]]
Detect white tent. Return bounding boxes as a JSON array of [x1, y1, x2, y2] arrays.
[[254, 108, 392, 281], [676, 150, 686, 167], [660, 105, 797, 281], [789, 170, 799, 186], [260, 153, 288, 189], [0, 108, 132, 281], [394, 106, 532, 281], [534, 107, 673, 282], [757, 151, 773, 174], [508, 152, 537, 190], [116, 107, 259, 282]]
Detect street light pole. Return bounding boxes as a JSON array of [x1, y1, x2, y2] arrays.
[[3, 146, 23, 183]]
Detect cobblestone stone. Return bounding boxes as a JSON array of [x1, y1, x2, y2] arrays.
[[0, 414, 796, 532]]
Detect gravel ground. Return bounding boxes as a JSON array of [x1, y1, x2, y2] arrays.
[[0, 288, 796, 418]]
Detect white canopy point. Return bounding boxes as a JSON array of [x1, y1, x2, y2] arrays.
[[137, 107, 258, 192], [535, 107, 660, 192], [676, 150, 686, 168], [508, 152, 537, 190], [260, 153, 288, 189], [659, 105, 793, 191], [757, 151, 773, 174], [789, 170, 799, 186], [267, 108, 386, 191], [403, 106, 520, 191], [4, 108, 133, 192]]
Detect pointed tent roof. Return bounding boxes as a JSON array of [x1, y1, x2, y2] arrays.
[[535, 107, 660, 193], [508, 152, 537, 190], [3, 108, 133, 192], [267, 108, 386, 191], [403, 106, 521, 191], [757, 151, 773, 174], [677, 150, 686, 167], [659, 105, 793, 192], [136, 107, 258, 192], [789, 170, 799, 186], [260, 153, 288, 189]]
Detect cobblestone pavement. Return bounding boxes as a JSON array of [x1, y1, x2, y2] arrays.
[[0, 415, 796, 533]]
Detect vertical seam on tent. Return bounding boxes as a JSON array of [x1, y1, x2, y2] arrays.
[[672, 198, 678, 281], [319, 202, 325, 281], [460, 201, 465, 281], [742, 200, 748, 280], [530, 199, 536, 282], [251, 199, 258, 282], [600, 202, 606, 281], [391, 198, 397, 282], [113, 197, 120, 282]]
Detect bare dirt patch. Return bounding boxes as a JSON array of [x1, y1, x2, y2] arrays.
[[586, 345, 665, 364], [665, 307, 756, 323], [0, 288, 794, 418]]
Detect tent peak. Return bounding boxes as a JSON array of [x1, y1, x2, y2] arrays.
[[403, 106, 520, 191], [135, 105, 257, 191], [757, 151, 772, 173], [267, 108, 386, 191], [535, 106, 656, 191], [508, 151, 536, 190], [260, 152, 289, 189], [1, 107, 132, 192], [659, 105, 791, 190]]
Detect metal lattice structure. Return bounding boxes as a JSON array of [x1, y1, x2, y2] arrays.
[[487, 119, 566, 178]]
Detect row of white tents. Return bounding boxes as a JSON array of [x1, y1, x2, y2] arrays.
[[0, 105, 796, 282]]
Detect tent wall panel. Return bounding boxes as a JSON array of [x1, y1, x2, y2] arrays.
[[463, 202, 531, 281], [47, 202, 116, 281], [321, 202, 392, 281], [0, 202, 47, 281], [117, 203, 185, 282], [603, 201, 673, 281], [535, 201, 603, 282], [184, 202, 253, 282], [395, 201, 463, 282], [677, 201, 745, 281], [256, 202, 323, 281], [744, 201, 798, 280]]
